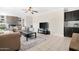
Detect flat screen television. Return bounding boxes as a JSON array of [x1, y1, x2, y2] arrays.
[[39, 22, 49, 29]]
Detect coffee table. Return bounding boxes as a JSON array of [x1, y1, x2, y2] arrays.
[[22, 31, 37, 41]]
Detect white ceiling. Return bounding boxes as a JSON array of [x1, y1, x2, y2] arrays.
[[33, 7, 63, 12], [64, 7, 79, 12], [0, 7, 64, 17], [1, 7, 79, 17]]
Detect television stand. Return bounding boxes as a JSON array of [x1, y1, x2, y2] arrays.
[[38, 28, 50, 35]]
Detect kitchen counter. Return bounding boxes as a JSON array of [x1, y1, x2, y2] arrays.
[[64, 26, 79, 28]]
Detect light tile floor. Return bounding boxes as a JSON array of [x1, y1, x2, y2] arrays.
[[20, 34, 71, 51]]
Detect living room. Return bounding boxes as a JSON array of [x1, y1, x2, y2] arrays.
[[0, 7, 79, 51], [0, 7, 64, 51], [1, 0, 79, 59]]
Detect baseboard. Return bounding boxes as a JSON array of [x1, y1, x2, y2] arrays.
[[69, 48, 79, 51], [52, 34, 64, 37]]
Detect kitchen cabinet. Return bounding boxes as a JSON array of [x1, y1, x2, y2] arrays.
[[64, 27, 73, 37], [64, 27, 79, 37], [72, 28, 79, 33], [72, 10, 79, 21], [64, 12, 72, 21], [64, 10, 79, 21]]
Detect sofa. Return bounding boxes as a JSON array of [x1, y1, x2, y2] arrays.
[[0, 32, 21, 51]]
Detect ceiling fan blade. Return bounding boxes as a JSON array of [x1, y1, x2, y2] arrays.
[[31, 12, 34, 14], [32, 10, 38, 13], [34, 11, 38, 13]]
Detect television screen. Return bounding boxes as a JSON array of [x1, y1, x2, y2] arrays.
[[40, 22, 48, 29]]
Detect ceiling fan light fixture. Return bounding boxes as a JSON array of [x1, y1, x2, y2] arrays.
[[28, 7, 32, 11], [23, 7, 38, 14]]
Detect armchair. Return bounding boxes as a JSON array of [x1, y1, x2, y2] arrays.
[[69, 33, 79, 51]]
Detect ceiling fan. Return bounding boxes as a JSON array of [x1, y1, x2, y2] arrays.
[[24, 7, 38, 14]]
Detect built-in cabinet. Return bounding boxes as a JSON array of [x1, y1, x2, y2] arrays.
[[0, 15, 22, 30], [0, 15, 7, 30], [64, 10, 79, 37], [0, 16, 6, 23]]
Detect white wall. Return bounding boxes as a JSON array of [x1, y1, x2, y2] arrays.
[[0, 7, 25, 18], [33, 8, 64, 36], [25, 15, 33, 27]]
